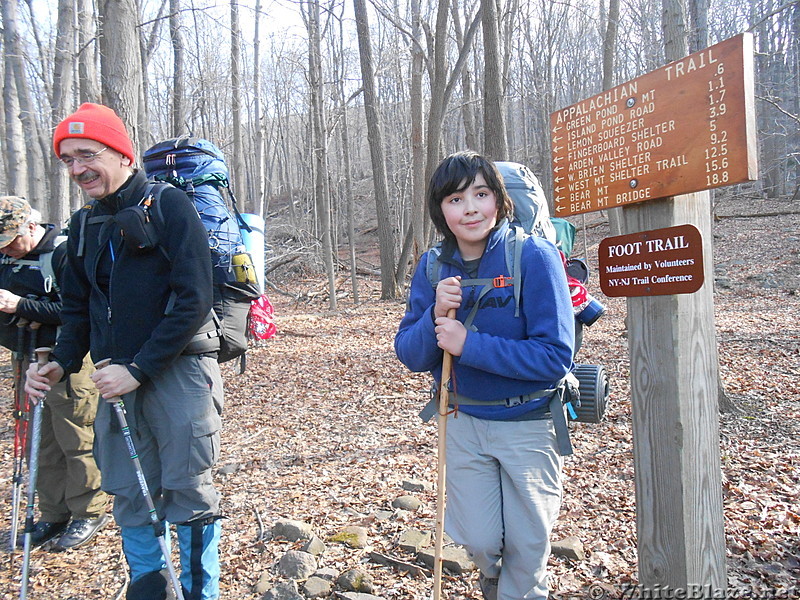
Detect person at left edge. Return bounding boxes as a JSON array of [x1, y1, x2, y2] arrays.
[[24, 102, 224, 600], [0, 196, 109, 550]]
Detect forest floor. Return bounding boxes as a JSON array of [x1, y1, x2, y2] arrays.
[[0, 193, 798, 599]]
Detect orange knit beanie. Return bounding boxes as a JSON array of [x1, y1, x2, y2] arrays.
[[53, 103, 135, 165]]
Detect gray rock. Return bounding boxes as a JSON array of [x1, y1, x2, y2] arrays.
[[336, 594, 384, 600], [217, 463, 240, 475], [417, 546, 476, 574], [372, 510, 394, 521], [402, 479, 432, 492], [313, 567, 338, 581], [714, 276, 732, 289], [255, 572, 272, 595], [272, 519, 314, 541], [397, 528, 431, 554], [328, 525, 368, 549], [337, 568, 375, 593], [302, 576, 332, 598], [551, 536, 585, 561], [302, 535, 326, 556], [262, 580, 303, 600], [391, 495, 422, 511], [277, 550, 318, 580]]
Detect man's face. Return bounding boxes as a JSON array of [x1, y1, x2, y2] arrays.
[[58, 138, 132, 199], [0, 222, 37, 259]]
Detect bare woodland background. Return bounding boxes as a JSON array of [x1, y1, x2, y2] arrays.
[[0, 0, 797, 305], [0, 1, 799, 597]]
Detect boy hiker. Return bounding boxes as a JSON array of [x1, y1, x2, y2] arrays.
[[25, 102, 224, 600], [0, 196, 108, 550], [395, 151, 575, 600]]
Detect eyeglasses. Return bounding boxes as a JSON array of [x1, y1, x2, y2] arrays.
[[58, 146, 109, 168]]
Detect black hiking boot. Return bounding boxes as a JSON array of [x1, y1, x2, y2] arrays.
[[54, 513, 110, 550], [16, 520, 69, 548]]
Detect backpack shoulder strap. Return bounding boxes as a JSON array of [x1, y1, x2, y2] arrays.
[[40, 235, 68, 294], [142, 181, 171, 262], [504, 225, 526, 318], [76, 201, 98, 258], [424, 243, 444, 291]]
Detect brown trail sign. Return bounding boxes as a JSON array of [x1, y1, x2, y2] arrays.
[[548, 32, 759, 596], [551, 33, 757, 217], [599, 225, 705, 297]]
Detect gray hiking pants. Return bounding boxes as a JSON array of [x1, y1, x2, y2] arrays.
[[444, 412, 563, 600], [93, 354, 223, 527]]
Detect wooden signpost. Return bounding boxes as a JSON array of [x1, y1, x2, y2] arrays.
[[550, 33, 759, 597], [551, 33, 757, 217]]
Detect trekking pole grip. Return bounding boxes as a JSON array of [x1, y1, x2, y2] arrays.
[[34, 346, 50, 368]]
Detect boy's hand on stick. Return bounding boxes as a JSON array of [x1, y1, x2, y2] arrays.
[[434, 315, 466, 356], [434, 276, 462, 319]]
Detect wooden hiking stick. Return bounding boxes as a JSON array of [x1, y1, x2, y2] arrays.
[[19, 340, 47, 600], [94, 359, 185, 600], [433, 308, 456, 600]]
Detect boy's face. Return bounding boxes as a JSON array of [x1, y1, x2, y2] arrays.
[[440, 172, 498, 260]]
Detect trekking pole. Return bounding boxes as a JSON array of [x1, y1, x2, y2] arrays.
[[94, 359, 185, 600], [433, 309, 456, 600], [19, 339, 47, 600], [9, 319, 30, 558]]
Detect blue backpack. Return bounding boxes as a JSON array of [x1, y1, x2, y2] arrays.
[[142, 137, 262, 364], [143, 137, 252, 286]]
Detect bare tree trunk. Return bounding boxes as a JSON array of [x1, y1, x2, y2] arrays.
[[98, 0, 144, 159], [2, 59, 26, 197], [2, 0, 45, 202], [49, 0, 78, 225], [603, 0, 623, 237], [409, 0, 426, 263], [687, 0, 708, 52], [170, 0, 186, 136], [353, 0, 399, 299], [339, 94, 359, 305], [307, 0, 337, 309], [425, 2, 482, 218], [77, 0, 100, 103], [139, 0, 167, 148], [452, 3, 478, 152], [481, 0, 507, 160], [253, 0, 266, 216], [230, 0, 247, 208], [334, 17, 359, 304]]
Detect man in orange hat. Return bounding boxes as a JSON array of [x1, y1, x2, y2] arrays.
[[0, 196, 109, 551], [26, 103, 224, 600]]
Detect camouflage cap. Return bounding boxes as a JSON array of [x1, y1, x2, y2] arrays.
[[0, 196, 31, 249]]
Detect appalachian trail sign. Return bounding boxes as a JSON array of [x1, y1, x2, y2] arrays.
[[549, 32, 759, 596], [550, 33, 757, 217]]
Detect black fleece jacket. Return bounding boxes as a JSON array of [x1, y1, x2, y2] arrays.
[[52, 169, 214, 382], [0, 225, 66, 352]]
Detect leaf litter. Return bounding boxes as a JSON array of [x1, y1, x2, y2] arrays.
[[0, 196, 797, 599]]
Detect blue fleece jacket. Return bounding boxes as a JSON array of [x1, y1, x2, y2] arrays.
[[395, 220, 574, 420]]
